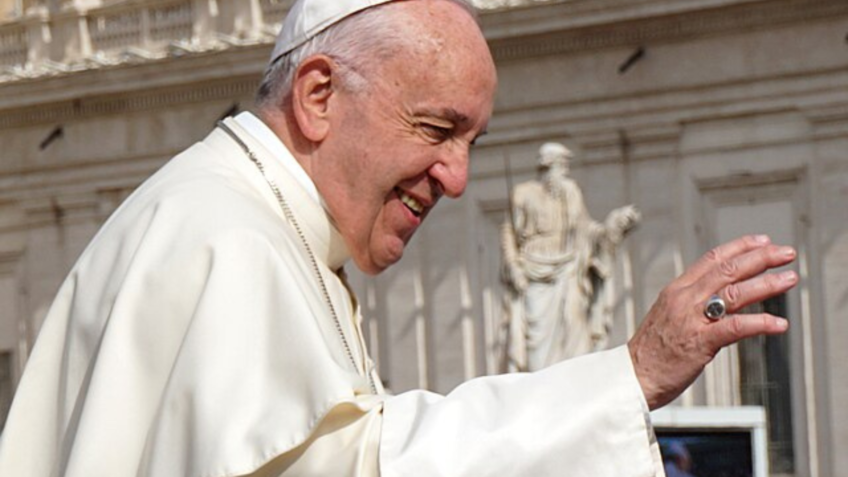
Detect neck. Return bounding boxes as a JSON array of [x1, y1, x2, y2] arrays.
[[258, 108, 317, 181]]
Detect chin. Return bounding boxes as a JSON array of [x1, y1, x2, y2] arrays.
[[348, 232, 409, 274], [356, 258, 393, 276], [356, 248, 405, 276], [360, 265, 386, 276]]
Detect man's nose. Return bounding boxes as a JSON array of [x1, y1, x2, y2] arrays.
[[428, 148, 469, 199]]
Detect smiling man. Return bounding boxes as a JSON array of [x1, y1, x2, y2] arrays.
[[256, 0, 495, 274], [0, 1, 797, 476]]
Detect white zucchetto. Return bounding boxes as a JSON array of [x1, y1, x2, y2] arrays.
[[270, 0, 395, 64]]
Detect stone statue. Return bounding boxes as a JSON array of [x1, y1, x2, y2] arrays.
[[500, 142, 639, 372]]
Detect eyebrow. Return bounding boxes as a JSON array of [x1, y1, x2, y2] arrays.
[[415, 107, 471, 126]]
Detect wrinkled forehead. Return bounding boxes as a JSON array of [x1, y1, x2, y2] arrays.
[[382, 34, 496, 124]]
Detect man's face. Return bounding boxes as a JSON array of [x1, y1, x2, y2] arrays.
[[312, 1, 497, 274]]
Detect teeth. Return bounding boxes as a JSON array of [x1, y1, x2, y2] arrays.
[[397, 189, 424, 215]]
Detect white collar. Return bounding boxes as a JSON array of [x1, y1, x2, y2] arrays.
[[233, 112, 321, 203], [217, 117, 351, 271]]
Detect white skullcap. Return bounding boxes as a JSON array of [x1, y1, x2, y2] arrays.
[[270, 0, 396, 64]]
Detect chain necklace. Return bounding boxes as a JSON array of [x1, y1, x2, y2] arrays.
[[217, 120, 376, 394]]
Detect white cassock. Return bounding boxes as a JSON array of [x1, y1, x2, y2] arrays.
[[0, 113, 664, 477]]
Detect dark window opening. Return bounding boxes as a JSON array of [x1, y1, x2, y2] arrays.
[[0, 351, 12, 433], [739, 293, 794, 474]]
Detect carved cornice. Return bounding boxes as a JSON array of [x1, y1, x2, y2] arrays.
[[578, 124, 682, 165], [487, 0, 848, 62], [696, 167, 804, 193], [0, 250, 22, 274], [2, 0, 845, 130], [805, 104, 848, 126], [0, 75, 257, 128], [803, 103, 848, 141], [23, 192, 99, 227]]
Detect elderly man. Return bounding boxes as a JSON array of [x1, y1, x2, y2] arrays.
[[0, 0, 796, 476]]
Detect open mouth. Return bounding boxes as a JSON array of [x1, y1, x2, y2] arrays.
[[396, 188, 424, 217]]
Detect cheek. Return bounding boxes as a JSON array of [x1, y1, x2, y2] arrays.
[[338, 164, 395, 247]]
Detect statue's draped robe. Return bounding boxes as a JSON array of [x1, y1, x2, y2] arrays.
[[0, 114, 663, 477], [504, 178, 612, 371]]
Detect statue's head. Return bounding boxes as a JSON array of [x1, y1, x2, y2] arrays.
[[538, 142, 573, 173]]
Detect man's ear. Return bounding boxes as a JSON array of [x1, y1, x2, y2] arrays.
[[291, 55, 336, 143]]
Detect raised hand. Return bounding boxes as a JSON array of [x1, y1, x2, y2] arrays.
[[628, 235, 798, 410]]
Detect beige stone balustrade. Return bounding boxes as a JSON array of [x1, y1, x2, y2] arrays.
[[0, 23, 26, 68], [0, 0, 285, 81], [0, 0, 547, 81], [88, 7, 144, 53], [258, 0, 293, 30], [149, 1, 193, 42], [87, 0, 193, 54]]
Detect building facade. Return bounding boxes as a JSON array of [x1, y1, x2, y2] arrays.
[[1, 0, 846, 475]]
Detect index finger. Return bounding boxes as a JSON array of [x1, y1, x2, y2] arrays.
[[677, 234, 771, 287]]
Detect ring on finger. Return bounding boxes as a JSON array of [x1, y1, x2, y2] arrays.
[[704, 294, 727, 320]]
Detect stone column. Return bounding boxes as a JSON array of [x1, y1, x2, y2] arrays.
[[0, 0, 19, 22], [192, 0, 217, 46], [20, 7, 49, 67], [222, 0, 262, 40], [17, 0, 100, 67], [49, 7, 92, 63]]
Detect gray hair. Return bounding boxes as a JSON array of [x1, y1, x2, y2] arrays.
[[255, 0, 477, 110]]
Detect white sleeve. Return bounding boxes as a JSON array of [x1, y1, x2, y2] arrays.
[[245, 398, 384, 477], [249, 346, 662, 477], [381, 345, 664, 477]]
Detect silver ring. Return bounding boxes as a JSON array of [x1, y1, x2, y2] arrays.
[[704, 294, 726, 320]]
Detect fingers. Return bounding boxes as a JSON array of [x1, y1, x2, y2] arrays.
[[678, 235, 772, 287], [705, 313, 789, 350], [693, 244, 796, 305], [713, 269, 798, 314], [628, 234, 799, 410]]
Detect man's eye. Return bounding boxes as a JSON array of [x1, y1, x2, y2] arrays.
[[421, 123, 452, 141]]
